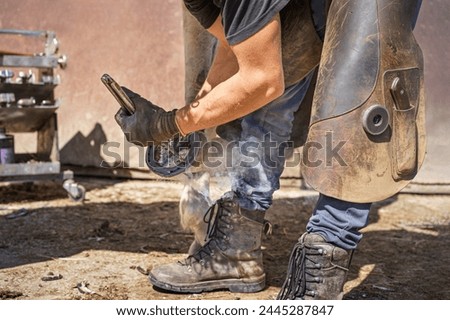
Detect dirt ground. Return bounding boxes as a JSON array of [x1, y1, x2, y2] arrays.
[[0, 177, 449, 300]]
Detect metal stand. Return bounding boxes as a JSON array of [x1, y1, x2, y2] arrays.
[[0, 29, 85, 201]]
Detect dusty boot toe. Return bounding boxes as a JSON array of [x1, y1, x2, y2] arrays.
[[148, 192, 267, 294], [149, 262, 202, 293]]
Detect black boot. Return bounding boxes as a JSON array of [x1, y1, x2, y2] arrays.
[[277, 233, 353, 300], [149, 192, 267, 293]]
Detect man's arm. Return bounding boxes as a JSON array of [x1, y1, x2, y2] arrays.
[[176, 14, 285, 135], [194, 24, 239, 100]]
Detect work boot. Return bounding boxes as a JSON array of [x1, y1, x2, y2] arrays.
[[149, 191, 267, 293], [277, 233, 353, 300]]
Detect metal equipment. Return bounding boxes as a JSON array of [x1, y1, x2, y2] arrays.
[[145, 132, 203, 177], [0, 29, 85, 201]]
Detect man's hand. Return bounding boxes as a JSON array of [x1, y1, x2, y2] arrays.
[[114, 87, 180, 146]]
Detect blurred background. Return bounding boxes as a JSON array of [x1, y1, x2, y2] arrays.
[[0, 0, 448, 185]]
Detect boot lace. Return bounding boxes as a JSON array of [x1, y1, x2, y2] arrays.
[[180, 198, 232, 266], [277, 240, 326, 300]]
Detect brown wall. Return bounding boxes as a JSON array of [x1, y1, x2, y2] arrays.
[[1, 1, 449, 182], [414, 0, 450, 183], [0, 0, 185, 169]]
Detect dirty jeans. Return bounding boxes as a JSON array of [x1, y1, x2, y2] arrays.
[[228, 0, 423, 250], [226, 72, 371, 250]]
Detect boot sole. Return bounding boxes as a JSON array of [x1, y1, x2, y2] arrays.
[[149, 273, 266, 293]]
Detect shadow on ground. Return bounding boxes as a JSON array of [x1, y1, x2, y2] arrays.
[[0, 180, 449, 299]]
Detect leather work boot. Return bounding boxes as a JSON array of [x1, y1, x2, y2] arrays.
[[277, 233, 353, 300], [149, 192, 267, 293]]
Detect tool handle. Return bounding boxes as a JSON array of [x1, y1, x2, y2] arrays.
[[101, 74, 135, 115]]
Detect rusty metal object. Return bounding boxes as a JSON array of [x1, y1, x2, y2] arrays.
[[302, 0, 426, 203]]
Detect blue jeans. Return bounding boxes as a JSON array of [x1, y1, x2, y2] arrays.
[[227, 75, 371, 250], [227, 0, 423, 250], [231, 74, 314, 211]]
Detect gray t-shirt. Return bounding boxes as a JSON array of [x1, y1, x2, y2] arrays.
[[184, 0, 289, 45]]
